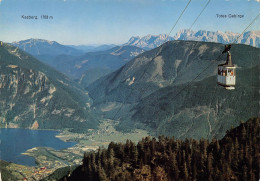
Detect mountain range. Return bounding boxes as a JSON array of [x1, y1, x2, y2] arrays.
[[125, 30, 260, 49], [11, 39, 145, 86], [0, 42, 98, 132], [3, 28, 259, 181], [87, 40, 260, 139], [125, 34, 174, 50], [68, 44, 116, 52], [11, 29, 259, 87], [49, 45, 145, 87], [12, 38, 84, 56], [7, 35, 260, 139]]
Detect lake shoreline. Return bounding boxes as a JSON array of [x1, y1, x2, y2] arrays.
[[0, 128, 77, 166], [0, 120, 149, 180]]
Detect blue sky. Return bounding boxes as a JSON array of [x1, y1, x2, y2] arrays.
[[0, 0, 259, 45]]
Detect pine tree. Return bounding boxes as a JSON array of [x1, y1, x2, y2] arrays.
[[242, 124, 246, 140], [86, 163, 93, 180], [131, 145, 138, 166], [153, 166, 167, 181], [192, 160, 197, 180], [207, 152, 214, 177], [65, 118, 260, 181], [108, 148, 115, 170], [172, 152, 179, 181], [183, 162, 189, 181], [91, 153, 96, 171], [242, 165, 248, 181], [98, 166, 107, 181], [150, 137, 156, 156], [101, 149, 107, 170], [84, 152, 88, 158]]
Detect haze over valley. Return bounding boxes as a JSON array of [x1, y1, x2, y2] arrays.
[[0, 0, 259, 180]]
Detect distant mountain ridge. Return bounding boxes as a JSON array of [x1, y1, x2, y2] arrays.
[[49, 45, 145, 85], [125, 30, 260, 49], [125, 34, 174, 50], [174, 30, 260, 47], [68, 44, 116, 52], [12, 38, 84, 56]]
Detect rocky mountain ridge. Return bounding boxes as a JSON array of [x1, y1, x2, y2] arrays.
[[125, 30, 260, 49], [126, 34, 174, 50]]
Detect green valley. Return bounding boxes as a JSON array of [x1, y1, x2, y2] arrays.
[[87, 41, 260, 139]]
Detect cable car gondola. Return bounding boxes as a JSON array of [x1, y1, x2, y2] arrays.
[[217, 44, 236, 90]]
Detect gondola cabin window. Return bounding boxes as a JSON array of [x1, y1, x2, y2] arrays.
[[217, 65, 236, 90], [217, 44, 236, 90]]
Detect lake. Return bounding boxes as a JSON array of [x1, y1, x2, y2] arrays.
[[0, 128, 76, 166]]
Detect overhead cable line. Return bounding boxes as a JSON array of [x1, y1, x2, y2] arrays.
[[164, 0, 191, 42], [111, 0, 192, 120], [111, 1, 260, 122], [169, 12, 260, 103], [165, 12, 260, 122], [233, 13, 260, 44], [189, 0, 211, 31]]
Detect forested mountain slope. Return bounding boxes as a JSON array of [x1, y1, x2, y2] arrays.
[[0, 42, 98, 131], [60, 117, 260, 181], [88, 41, 259, 105], [131, 66, 259, 139], [87, 41, 259, 139]]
